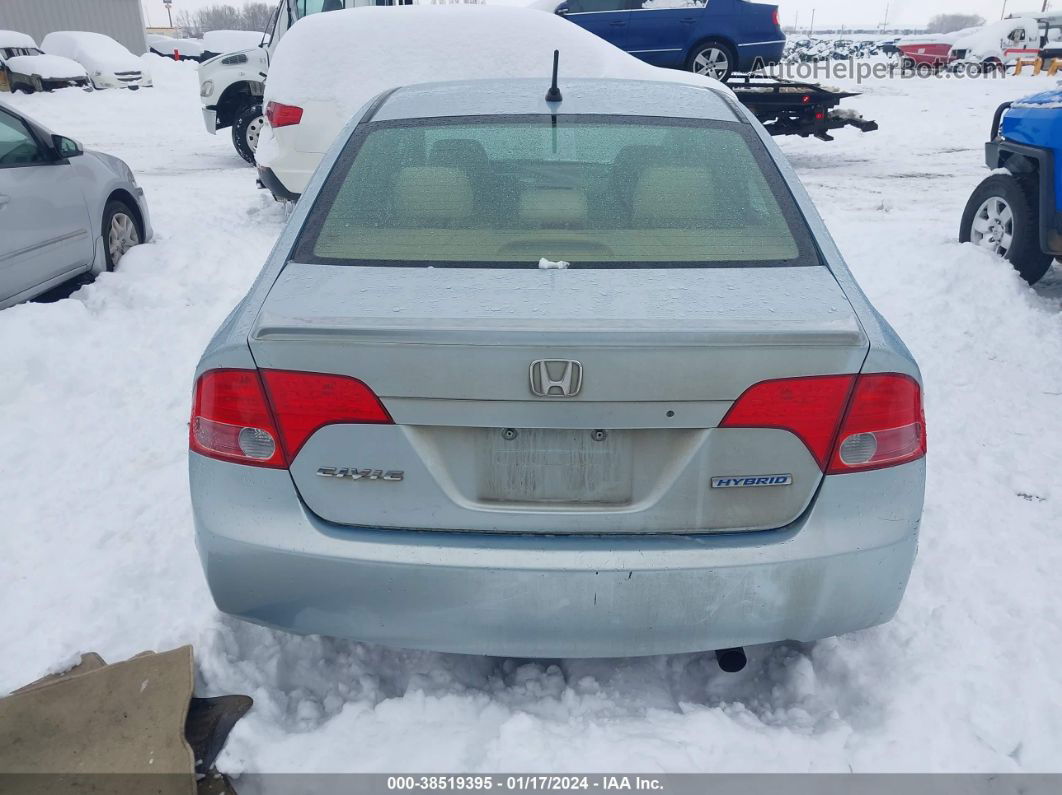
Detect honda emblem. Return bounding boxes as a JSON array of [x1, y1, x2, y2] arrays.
[[529, 360, 583, 398]]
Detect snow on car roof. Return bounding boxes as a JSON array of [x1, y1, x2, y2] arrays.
[[265, 5, 733, 122], [374, 77, 739, 122], [0, 29, 37, 49], [43, 30, 134, 58]]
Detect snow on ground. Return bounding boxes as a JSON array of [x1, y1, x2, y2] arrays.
[[1, 56, 1061, 774]]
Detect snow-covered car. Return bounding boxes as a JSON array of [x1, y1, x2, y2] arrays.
[[189, 74, 927, 664], [948, 17, 1042, 72], [0, 102, 152, 309], [41, 31, 152, 91], [198, 0, 372, 164], [0, 29, 89, 92], [146, 33, 206, 62], [255, 4, 735, 200], [960, 87, 1062, 284]]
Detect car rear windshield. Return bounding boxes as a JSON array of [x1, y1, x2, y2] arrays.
[[293, 115, 819, 269]]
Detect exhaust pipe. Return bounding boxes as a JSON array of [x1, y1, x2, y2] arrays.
[[715, 647, 747, 673]]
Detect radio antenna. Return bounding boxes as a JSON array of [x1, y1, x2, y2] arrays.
[[545, 49, 562, 103]]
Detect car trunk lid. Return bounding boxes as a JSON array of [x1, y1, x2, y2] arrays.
[[248, 263, 867, 534]]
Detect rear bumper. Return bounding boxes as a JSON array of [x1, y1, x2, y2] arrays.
[[191, 454, 924, 657], [256, 166, 301, 203]]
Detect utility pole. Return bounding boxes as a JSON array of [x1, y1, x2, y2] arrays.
[[164, 0, 173, 28], [1001, 0, 1009, 19], [882, 1, 890, 32], [810, 8, 816, 36]]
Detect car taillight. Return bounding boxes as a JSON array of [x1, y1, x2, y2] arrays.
[[260, 370, 392, 460], [720, 375, 856, 470], [265, 101, 303, 128], [827, 374, 926, 474], [772, 8, 780, 27], [190, 369, 286, 468], [191, 369, 392, 467], [720, 373, 926, 473]]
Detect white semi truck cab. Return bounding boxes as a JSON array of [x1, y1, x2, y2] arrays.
[[198, 0, 382, 163]]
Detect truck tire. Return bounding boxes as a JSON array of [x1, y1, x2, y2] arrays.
[[960, 174, 1053, 284], [232, 103, 264, 165], [688, 41, 736, 83]]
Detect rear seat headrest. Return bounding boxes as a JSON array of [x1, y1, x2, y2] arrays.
[[393, 166, 474, 227], [631, 166, 716, 228]]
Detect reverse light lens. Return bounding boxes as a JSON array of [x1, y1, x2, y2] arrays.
[[838, 431, 877, 465], [238, 426, 277, 459], [200, 79, 214, 97], [265, 101, 303, 128]]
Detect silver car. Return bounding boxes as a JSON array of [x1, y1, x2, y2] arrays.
[[189, 78, 927, 664], [0, 102, 151, 309]]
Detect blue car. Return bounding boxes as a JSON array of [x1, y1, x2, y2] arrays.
[[961, 86, 1062, 284], [554, 0, 785, 81]]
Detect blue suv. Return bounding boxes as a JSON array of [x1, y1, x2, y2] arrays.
[[553, 0, 785, 82], [960, 86, 1062, 284]]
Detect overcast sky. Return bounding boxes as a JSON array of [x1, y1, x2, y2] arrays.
[[140, 0, 1056, 31]]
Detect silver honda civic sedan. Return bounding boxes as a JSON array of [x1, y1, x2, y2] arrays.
[[0, 101, 151, 309], [189, 77, 926, 664]]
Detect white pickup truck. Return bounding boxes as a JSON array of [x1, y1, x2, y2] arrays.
[[198, 0, 380, 163]]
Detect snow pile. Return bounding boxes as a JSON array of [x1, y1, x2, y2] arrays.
[[42, 31, 143, 73], [1, 57, 1062, 775], [201, 30, 264, 55], [0, 29, 36, 49], [263, 5, 732, 124]]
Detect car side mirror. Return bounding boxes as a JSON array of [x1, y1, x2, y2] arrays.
[[53, 135, 83, 158]]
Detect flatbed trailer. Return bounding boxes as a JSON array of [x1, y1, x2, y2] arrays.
[[730, 76, 879, 141]]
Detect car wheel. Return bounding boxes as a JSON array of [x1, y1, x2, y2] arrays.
[[960, 174, 1053, 285], [103, 200, 142, 271], [232, 103, 264, 165], [688, 41, 735, 82]]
